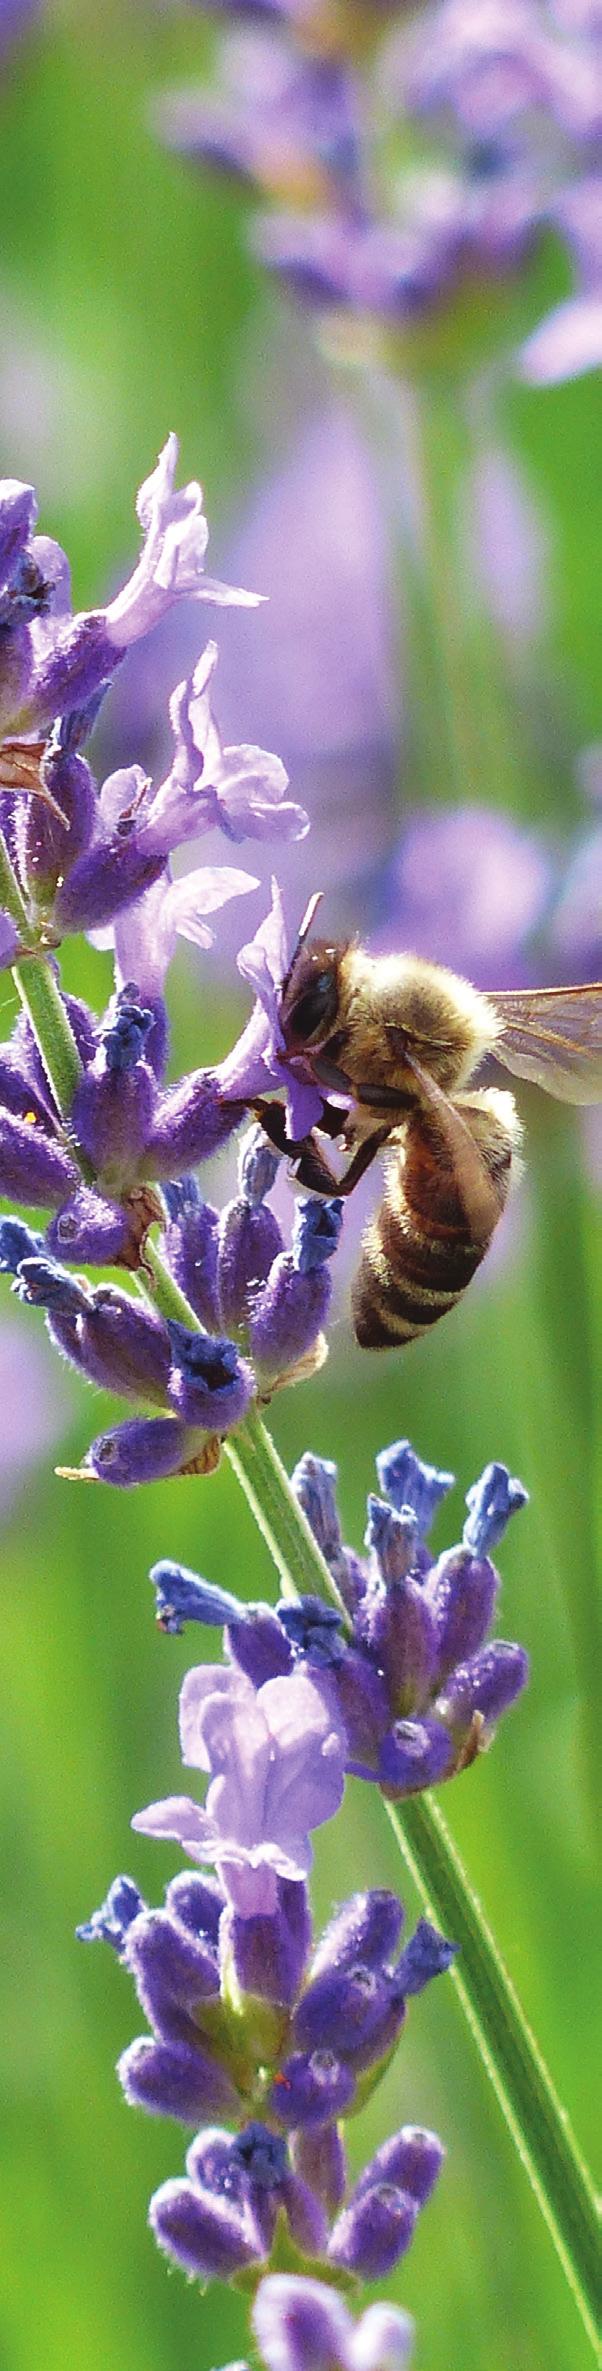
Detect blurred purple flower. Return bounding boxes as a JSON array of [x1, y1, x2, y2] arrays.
[[158, 30, 362, 208], [251, 2275, 414, 2371], [0, 1317, 70, 1520], [375, 804, 554, 988]]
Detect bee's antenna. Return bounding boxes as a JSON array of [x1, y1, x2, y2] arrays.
[[281, 890, 324, 996]]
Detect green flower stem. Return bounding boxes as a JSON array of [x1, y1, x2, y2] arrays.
[[0, 832, 83, 1115], [387, 1791, 601, 2355], [7, 925, 599, 2350], [140, 1236, 346, 1615]]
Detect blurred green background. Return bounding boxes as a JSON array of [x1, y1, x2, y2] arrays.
[[0, 5, 600, 2369]]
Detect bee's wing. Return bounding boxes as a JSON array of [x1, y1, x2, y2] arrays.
[[405, 1054, 504, 1238], [490, 983, 602, 1104]]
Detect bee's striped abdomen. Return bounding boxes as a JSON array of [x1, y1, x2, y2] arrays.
[[351, 1097, 516, 1351]]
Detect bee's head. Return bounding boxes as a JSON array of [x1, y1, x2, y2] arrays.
[[280, 937, 343, 1051]]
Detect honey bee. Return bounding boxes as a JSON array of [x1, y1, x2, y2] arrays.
[[253, 897, 602, 1350]]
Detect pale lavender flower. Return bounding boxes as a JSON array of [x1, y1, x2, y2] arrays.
[[218, 878, 324, 1138], [251, 2275, 414, 2371], [132, 1662, 347, 1914]]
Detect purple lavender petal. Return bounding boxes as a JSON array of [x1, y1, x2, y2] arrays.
[[119, 2035, 238, 2123]]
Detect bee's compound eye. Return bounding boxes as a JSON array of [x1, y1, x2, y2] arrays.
[[285, 966, 339, 1047]]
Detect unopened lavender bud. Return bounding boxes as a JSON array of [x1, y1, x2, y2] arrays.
[[269, 2048, 356, 2130], [239, 1124, 280, 1206], [293, 1964, 393, 2063], [227, 1604, 293, 1686], [394, 1920, 457, 2000], [358, 1573, 438, 1717], [85, 1414, 200, 1486], [147, 1070, 243, 1179], [365, 1497, 419, 1585], [0, 1111, 78, 1206], [217, 1194, 283, 1332], [47, 1188, 140, 1270], [119, 2035, 238, 2123], [252, 2279, 414, 2371], [290, 1452, 343, 1567], [355, 2127, 444, 2211], [291, 2126, 346, 2217], [166, 1321, 254, 1429], [249, 1254, 332, 1387], [329, 2180, 417, 2279], [292, 1197, 344, 1274], [149, 2175, 261, 2281], [428, 1547, 499, 1684], [226, 1879, 311, 2009], [378, 1717, 455, 1798], [277, 1595, 345, 1670], [310, 1891, 405, 1981], [376, 1442, 454, 1537], [165, 1871, 224, 1944], [14, 1254, 89, 1316], [463, 1463, 528, 1555], [71, 1032, 157, 1184], [76, 1875, 145, 1953], [124, 1908, 219, 2035], [0, 1217, 44, 1271], [150, 1560, 245, 1634], [440, 1642, 530, 1738], [161, 1176, 221, 1330]]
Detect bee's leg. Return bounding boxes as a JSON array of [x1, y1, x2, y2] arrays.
[[293, 1129, 390, 1200], [249, 1098, 292, 1155], [330, 1130, 389, 1197]]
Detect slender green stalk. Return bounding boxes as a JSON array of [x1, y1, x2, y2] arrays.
[[0, 832, 83, 1114], [6, 909, 600, 2354], [387, 1791, 601, 2356]]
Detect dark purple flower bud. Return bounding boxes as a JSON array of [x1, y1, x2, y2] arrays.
[[161, 1176, 221, 1330], [428, 1547, 499, 1685], [248, 1254, 331, 1386], [225, 1877, 312, 2008], [292, 1962, 398, 2070], [376, 1441, 454, 1537], [269, 2048, 356, 2131], [53, 829, 167, 936], [365, 1496, 420, 1585], [378, 1717, 455, 1798], [394, 1920, 457, 2000], [85, 1414, 202, 1486], [102, 993, 154, 1074], [71, 1038, 157, 1185], [227, 1603, 294, 1685], [354, 2125, 444, 2211], [186, 2122, 295, 2257], [292, 1197, 344, 1274], [147, 1070, 243, 1179], [166, 1321, 254, 1429], [15, 746, 96, 899], [334, 1648, 389, 1776], [253, 2275, 415, 2371], [357, 1572, 438, 1717], [439, 1642, 530, 1737], [149, 2173, 262, 2281], [329, 2181, 417, 2279], [0, 1110, 78, 1206], [217, 1194, 284, 1331], [277, 1595, 345, 1670], [0, 1216, 44, 1271], [310, 1891, 405, 1981], [76, 1874, 145, 1953], [463, 1462, 528, 1555], [239, 1124, 280, 1205], [165, 1870, 224, 1944], [124, 1907, 220, 2037], [13, 1254, 89, 1316], [47, 1188, 142, 1270], [68, 1288, 171, 1402], [150, 1560, 245, 1635], [291, 2125, 346, 2216], [119, 2035, 238, 2123], [290, 1452, 343, 1568]]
